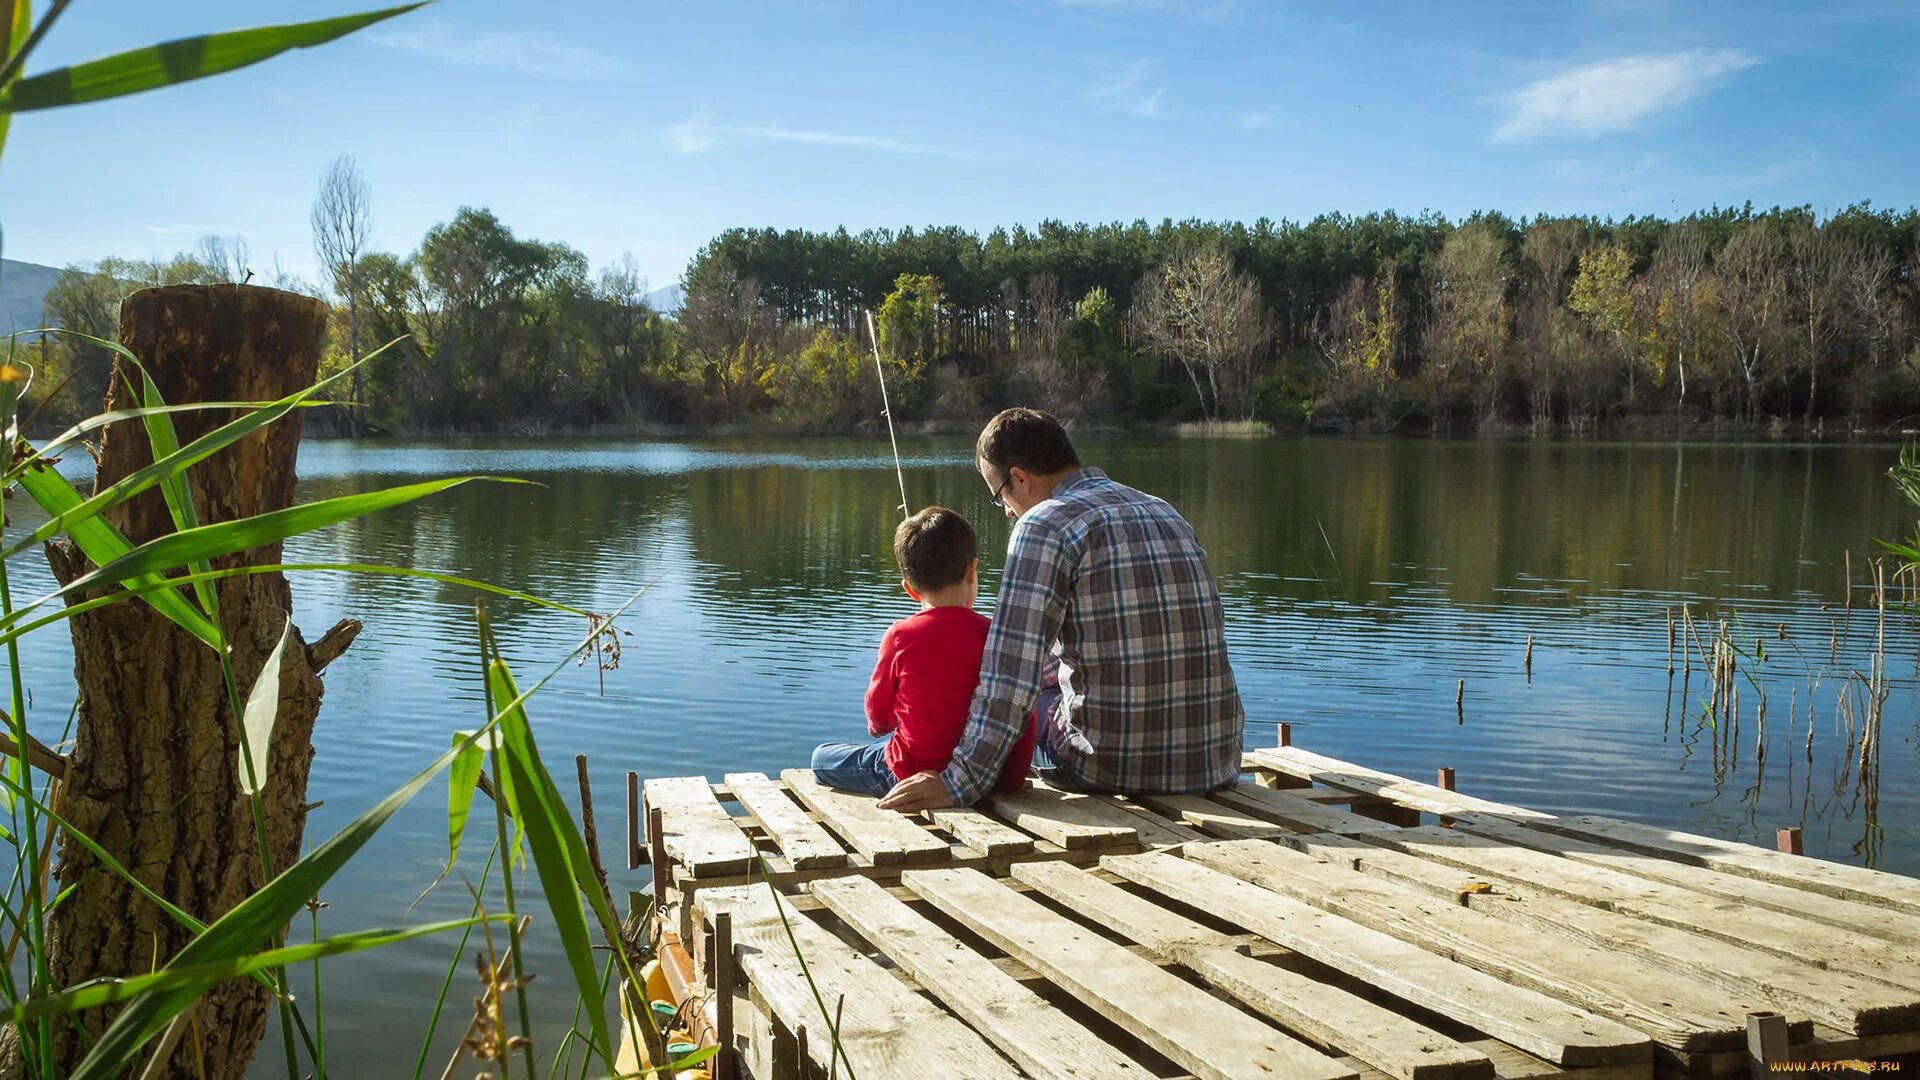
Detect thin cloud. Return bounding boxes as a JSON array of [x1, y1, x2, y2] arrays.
[[1493, 48, 1756, 143], [667, 118, 970, 158], [1088, 60, 1171, 118], [1238, 109, 1277, 129], [369, 21, 617, 79]]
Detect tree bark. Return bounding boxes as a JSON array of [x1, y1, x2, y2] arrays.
[[8, 285, 357, 1079]]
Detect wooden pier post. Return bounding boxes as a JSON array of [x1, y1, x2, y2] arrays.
[[627, 770, 642, 870], [1745, 1011, 1788, 1076], [713, 910, 736, 1080], [649, 804, 668, 910], [1776, 827, 1803, 855], [1277, 722, 1292, 748], [1438, 767, 1457, 791]]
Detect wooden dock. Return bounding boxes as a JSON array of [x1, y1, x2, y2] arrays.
[[623, 740, 1920, 1078]]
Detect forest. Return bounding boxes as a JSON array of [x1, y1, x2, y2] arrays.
[[34, 176, 1920, 436]]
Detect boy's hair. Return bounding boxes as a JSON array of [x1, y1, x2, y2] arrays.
[[976, 407, 1080, 478], [894, 507, 976, 593]]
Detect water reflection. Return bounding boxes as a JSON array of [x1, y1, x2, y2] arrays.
[[5, 435, 1915, 1075]]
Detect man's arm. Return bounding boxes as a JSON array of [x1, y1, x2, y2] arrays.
[[937, 517, 1076, 805], [863, 626, 899, 737]]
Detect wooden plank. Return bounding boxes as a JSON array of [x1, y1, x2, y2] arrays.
[[779, 768, 950, 867], [643, 775, 760, 879], [902, 867, 1356, 1080], [692, 884, 1015, 1079], [1012, 860, 1239, 954], [1089, 794, 1209, 847], [1181, 840, 1761, 1053], [1533, 813, 1920, 918], [1135, 793, 1290, 841], [722, 772, 847, 870], [1012, 862, 1493, 1080], [1213, 783, 1399, 835], [925, 806, 1036, 856], [1248, 747, 1920, 920], [806, 874, 1154, 1079], [1280, 830, 1920, 1037], [1360, 824, 1920, 994], [1101, 850, 1653, 1068], [1443, 812, 1920, 943], [1246, 748, 1542, 819], [978, 784, 1140, 850]]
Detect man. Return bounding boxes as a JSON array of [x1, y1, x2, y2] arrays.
[[878, 408, 1245, 811]]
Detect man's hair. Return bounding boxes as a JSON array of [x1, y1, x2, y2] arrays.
[[894, 507, 977, 593], [975, 407, 1080, 478]]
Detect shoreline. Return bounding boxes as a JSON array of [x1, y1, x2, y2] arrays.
[[293, 413, 1920, 443]]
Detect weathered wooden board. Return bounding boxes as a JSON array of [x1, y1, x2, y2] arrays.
[[903, 867, 1356, 1080], [644, 775, 760, 878], [1281, 829, 1920, 1036], [1363, 824, 1920, 993], [1135, 792, 1291, 840], [1011, 862, 1493, 1080], [1247, 747, 1543, 819], [1101, 850, 1653, 1068], [978, 784, 1140, 849], [693, 884, 1016, 1078], [1533, 813, 1920, 919], [1213, 783, 1399, 835], [723, 772, 847, 870], [808, 874, 1153, 1079], [1446, 810, 1920, 942], [1183, 839, 1763, 1052], [926, 806, 1037, 856], [1250, 746, 1920, 920], [779, 768, 950, 866]]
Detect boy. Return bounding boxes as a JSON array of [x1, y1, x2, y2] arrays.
[[810, 507, 1034, 798]]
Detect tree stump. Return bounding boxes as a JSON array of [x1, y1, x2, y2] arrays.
[[11, 285, 359, 1078]]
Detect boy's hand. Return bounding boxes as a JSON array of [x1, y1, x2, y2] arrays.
[[876, 771, 953, 812]]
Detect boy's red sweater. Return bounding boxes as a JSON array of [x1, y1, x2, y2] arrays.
[[864, 606, 1034, 790]]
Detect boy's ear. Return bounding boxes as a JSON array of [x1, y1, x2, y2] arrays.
[[901, 577, 922, 602], [966, 558, 979, 580]]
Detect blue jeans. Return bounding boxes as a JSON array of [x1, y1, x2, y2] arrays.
[[810, 739, 898, 797]]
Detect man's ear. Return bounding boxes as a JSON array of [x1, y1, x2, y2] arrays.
[[902, 578, 922, 602]]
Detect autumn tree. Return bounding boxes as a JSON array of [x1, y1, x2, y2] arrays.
[[1130, 245, 1269, 420], [1422, 222, 1511, 424]]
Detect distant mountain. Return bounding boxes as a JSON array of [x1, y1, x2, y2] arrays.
[[645, 283, 684, 314], [0, 258, 62, 336]]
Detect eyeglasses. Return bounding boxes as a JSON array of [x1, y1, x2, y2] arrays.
[[989, 473, 1012, 510]]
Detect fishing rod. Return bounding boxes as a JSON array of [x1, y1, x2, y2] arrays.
[[865, 308, 910, 518]]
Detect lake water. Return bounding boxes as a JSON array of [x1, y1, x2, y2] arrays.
[[9, 435, 1919, 1075]]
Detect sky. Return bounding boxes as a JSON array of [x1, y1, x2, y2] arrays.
[[3, 0, 1917, 292]]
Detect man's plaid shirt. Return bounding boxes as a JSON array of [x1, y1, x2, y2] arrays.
[[940, 467, 1245, 804]]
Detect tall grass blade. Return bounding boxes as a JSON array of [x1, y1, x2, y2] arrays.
[[13, 461, 221, 646], [5, 917, 503, 1024], [238, 617, 290, 795], [487, 655, 615, 1067], [48, 476, 519, 604], [3, 331, 397, 561], [0, 4, 426, 112], [68, 731, 479, 1080], [0, 0, 29, 163], [0, 559, 590, 647], [131, 365, 220, 616]]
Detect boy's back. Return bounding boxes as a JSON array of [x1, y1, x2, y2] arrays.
[[869, 607, 1034, 790]]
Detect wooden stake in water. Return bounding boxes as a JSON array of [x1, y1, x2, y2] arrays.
[[865, 309, 910, 519]]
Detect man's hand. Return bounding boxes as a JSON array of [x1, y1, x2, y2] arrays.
[[876, 770, 954, 812]]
